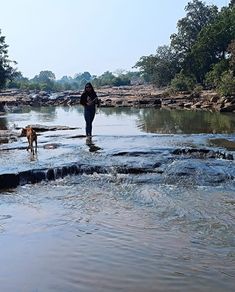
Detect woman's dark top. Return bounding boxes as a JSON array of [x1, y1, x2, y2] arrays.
[[80, 91, 98, 108]]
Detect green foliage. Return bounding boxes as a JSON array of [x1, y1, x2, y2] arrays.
[[134, 45, 179, 87], [7, 69, 136, 91], [0, 29, 17, 88], [229, 0, 235, 7], [135, 0, 223, 88], [170, 71, 196, 91], [74, 71, 92, 88], [170, 0, 218, 63], [134, 0, 235, 95], [32, 70, 56, 83], [205, 59, 229, 88], [217, 70, 235, 96], [3, 0, 234, 95], [227, 40, 235, 73], [162, 87, 177, 97], [189, 5, 235, 82], [92, 70, 132, 87], [193, 84, 203, 95], [95, 71, 115, 86]]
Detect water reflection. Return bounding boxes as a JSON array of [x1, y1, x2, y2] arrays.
[[6, 106, 57, 123], [85, 137, 102, 152], [98, 107, 142, 117], [35, 106, 57, 122], [0, 116, 7, 130], [136, 109, 235, 134], [4, 106, 235, 135]]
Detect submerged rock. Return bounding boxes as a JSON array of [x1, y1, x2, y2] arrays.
[[0, 173, 19, 189], [17, 124, 78, 132], [208, 138, 235, 151], [172, 148, 233, 160]]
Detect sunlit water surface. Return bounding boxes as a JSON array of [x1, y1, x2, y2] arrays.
[[0, 106, 234, 291]]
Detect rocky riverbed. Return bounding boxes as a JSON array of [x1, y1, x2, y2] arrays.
[[0, 106, 234, 190], [0, 103, 235, 292], [0, 85, 235, 112]]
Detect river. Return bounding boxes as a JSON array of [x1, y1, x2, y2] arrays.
[[0, 106, 234, 291]]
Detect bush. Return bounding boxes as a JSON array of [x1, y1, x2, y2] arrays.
[[193, 84, 203, 94], [170, 71, 196, 92], [217, 70, 235, 96], [205, 59, 229, 88], [162, 87, 177, 97]]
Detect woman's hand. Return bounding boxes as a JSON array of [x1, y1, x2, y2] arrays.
[[87, 97, 93, 106]]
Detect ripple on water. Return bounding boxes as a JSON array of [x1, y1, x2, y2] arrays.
[[0, 173, 234, 291]]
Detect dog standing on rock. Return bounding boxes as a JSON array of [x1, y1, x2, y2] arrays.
[[21, 127, 37, 155]]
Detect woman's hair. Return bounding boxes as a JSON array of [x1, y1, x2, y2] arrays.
[[83, 82, 97, 97], [80, 82, 98, 105]]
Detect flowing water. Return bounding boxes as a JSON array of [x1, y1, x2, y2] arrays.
[[0, 106, 234, 291]]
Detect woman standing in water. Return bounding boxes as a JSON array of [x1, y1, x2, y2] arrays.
[[80, 82, 99, 142]]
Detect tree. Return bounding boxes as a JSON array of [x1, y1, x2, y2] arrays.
[[74, 71, 91, 83], [59, 75, 73, 83], [0, 29, 17, 88], [6, 71, 29, 89], [170, 0, 218, 64], [205, 59, 229, 88], [227, 40, 235, 73], [217, 70, 235, 96], [171, 70, 196, 91], [134, 45, 179, 87], [97, 71, 115, 86], [229, 0, 235, 7], [189, 5, 235, 82], [74, 71, 92, 89], [32, 70, 56, 83]]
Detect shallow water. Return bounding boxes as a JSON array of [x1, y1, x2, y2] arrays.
[[0, 176, 234, 292], [0, 106, 235, 291], [2, 106, 235, 135]]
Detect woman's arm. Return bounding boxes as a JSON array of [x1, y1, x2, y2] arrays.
[[80, 93, 87, 106]]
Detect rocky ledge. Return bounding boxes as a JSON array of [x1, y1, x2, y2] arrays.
[[0, 147, 234, 190], [0, 85, 235, 112]]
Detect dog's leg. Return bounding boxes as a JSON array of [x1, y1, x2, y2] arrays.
[[27, 137, 30, 151], [31, 138, 35, 155], [28, 136, 33, 154], [35, 137, 37, 154]]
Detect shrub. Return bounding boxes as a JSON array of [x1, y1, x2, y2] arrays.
[[217, 70, 235, 96], [205, 59, 229, 88], [170, 71, 196, 92]]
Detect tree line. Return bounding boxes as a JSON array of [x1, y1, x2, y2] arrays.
[[4, 69, 142, 91], [135, 0, 235, 95], [0, 0, 234, 95]]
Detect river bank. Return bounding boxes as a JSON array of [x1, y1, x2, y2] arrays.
[[1, 85, 235, 112]]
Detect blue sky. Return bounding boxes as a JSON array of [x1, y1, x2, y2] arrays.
[[0, 0, 230, 79]]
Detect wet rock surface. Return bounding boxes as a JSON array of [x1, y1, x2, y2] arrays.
[[16, 124, 78, 132], [0, 153, 234, 190], [0, 105, 234, 190], [208, 138, 235, 151], [172, 148, 234, 160], [0, 132, 234, 190]]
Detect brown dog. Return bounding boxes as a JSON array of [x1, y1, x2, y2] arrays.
[[21, 127, 37, 155]]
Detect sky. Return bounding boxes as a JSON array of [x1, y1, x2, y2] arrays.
[[0, 0, 230, 79]]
